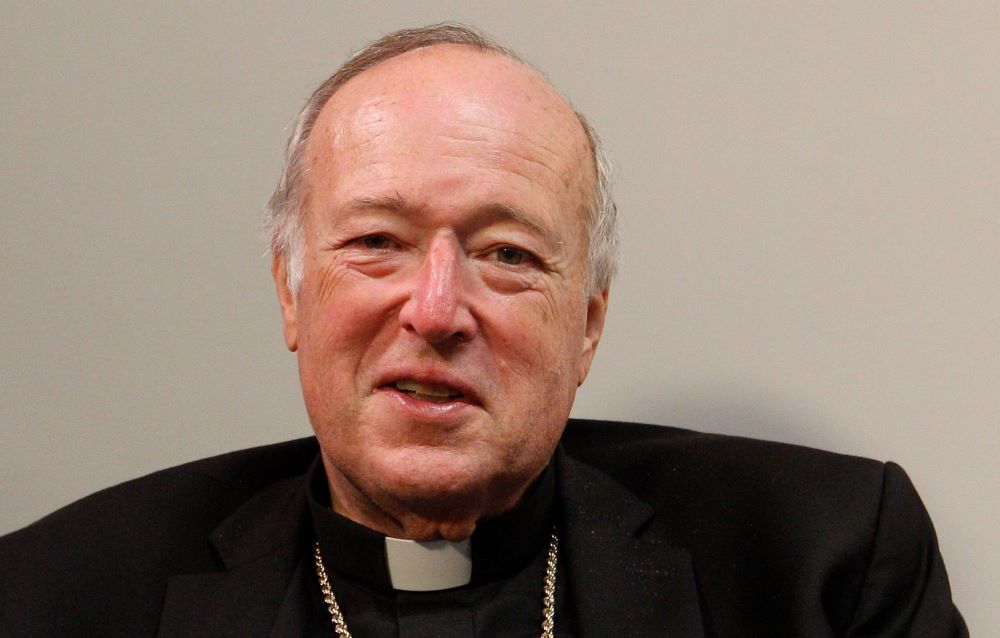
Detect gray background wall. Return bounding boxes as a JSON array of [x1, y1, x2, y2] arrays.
[[3, 2, 996, 633]]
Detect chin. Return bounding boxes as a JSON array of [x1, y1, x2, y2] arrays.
[[370, 447, 527, 518]]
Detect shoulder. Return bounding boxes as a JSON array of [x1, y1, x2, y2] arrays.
[[0, 436, 318, 636], [561, 418, 889, 537], [2, 436, 318, 545], [562, 417, 885, 488], [560, 419, 967, 635], [561, 420, 890, 568]]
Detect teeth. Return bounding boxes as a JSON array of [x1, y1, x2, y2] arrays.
[[394, 379, 461, 402]]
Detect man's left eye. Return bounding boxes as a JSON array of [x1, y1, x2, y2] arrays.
[[495, 246, 529, 265]]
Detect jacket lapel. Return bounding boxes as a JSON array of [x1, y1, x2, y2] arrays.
[[156, 475, 310, 638], [558, 450, 705, 638]]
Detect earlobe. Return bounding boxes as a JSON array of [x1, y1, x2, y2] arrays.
[[272, 254, 299, 352], [577, 288, 609, 385]]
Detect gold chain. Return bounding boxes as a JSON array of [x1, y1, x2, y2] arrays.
[[313, 529, 559, 638], [541, 530, 558, 637]]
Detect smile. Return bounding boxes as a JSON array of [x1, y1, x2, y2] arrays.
[[393, 379, 464, 403]]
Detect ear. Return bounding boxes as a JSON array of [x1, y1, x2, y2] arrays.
[[272, 253, 299, 352], [577, 287, 609, 386]]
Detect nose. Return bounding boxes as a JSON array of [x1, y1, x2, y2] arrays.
[[398, 235, 477, 345]]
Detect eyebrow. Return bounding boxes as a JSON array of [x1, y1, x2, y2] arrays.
[[345, 195, 556, 243], [473, 202, 553, 241], [347, 194, 408, 212]]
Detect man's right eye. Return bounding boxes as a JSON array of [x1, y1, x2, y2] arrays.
[[355, 235, 395, 250]]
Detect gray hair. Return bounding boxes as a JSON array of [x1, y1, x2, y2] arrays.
[[265, 23, 617, 295]]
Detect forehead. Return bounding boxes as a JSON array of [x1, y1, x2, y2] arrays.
[[304, 45, 594, 219]]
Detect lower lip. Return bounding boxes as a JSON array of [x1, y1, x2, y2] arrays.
[[376, 387, 479, 419]]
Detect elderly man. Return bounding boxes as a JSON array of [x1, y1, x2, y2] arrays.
[[0, 24, 966, 637]]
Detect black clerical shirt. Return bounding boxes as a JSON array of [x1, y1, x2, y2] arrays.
[[301, 459, 574, 637]]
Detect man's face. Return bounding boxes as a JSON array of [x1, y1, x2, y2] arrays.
[[274, 45, 607, 540]]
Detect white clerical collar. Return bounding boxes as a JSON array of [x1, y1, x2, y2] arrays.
[[383, 536, 472, 591]]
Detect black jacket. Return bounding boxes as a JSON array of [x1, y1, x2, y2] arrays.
[[0, 420, 967, 637]]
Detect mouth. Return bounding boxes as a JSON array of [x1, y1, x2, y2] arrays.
[[390, 379, 465, 404]]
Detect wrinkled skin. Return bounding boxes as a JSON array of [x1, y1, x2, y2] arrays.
[[273, 45, 608, 541]]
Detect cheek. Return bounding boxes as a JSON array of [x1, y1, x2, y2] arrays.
[[301, 265, 392, 347], [295, 276, 392, 402], [488, 291, 586, 397]]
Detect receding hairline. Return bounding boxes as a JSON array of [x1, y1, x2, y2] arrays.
[[300, 42, 598, 220], [309, 42, 591, 150]]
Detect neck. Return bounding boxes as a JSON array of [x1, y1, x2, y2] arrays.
[[308, 455, 558, 593], [320, 455, 532, 541]]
